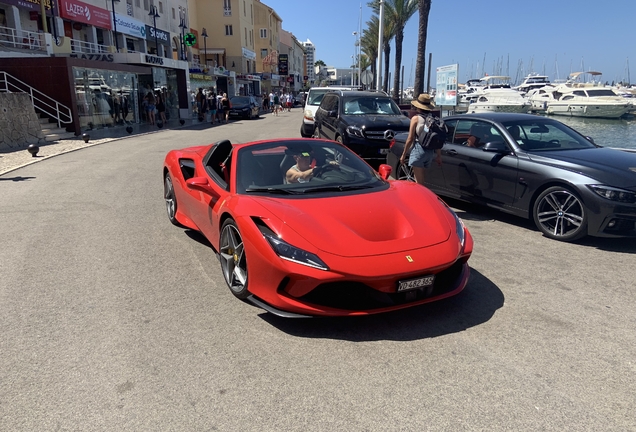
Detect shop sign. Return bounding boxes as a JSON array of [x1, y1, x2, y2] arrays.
[[144, 54, 163, 65], [286, 76, 294, 83], [278, 54, 288, 75], [114, 13, 146, 38], [69, 53, 114, 62], [190, 73, 212, 81], [187, 29, 199, 49], [236, 74, 261, 81], [60, 0, 112, 30], [4, 0, 58, 15], [212, 67, 230, 76], [145, 25, 170, 46], [241, 47, 256, 61]]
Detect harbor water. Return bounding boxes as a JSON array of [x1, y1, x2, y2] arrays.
[[552, 115, 636, 150]]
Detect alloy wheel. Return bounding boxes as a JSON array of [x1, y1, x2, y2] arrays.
[[397, 162, 415, 182], [534, 187, 587, 241], [219, 221, 249, 298], [164, 174, 181, 226]]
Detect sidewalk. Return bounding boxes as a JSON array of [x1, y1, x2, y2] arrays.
[[0, 117, 201, 176]]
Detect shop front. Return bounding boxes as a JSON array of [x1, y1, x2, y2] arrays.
[[145, 24, 170, 58], [236, 74, 261, 96], [58, 0, 111, 50], [0, 0, 58, 36], [113, 13, 146, 54]]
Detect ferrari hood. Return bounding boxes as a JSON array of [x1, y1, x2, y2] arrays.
[[253, 185, 452, 258]]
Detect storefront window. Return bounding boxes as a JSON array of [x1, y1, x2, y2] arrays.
[[73, 67, 138, 130]]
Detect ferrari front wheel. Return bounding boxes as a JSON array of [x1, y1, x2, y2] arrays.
[[219, 219, 249, 299], [164, 172, 182, 227]]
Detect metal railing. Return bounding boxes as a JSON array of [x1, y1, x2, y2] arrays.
[[0, 71, 73, 128], [70, 38, 109, 54], [0, 25, 46, 52]]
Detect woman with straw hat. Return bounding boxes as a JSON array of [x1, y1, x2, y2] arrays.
[[400, 93, 443, 185]]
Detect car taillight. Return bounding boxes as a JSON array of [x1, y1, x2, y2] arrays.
[[389, 138, 396, 149]]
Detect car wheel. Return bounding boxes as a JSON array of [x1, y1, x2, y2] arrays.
[[219, 219, 249, 299], [312, 127, 320, 139], [164, 172, 182, 227], [533, 186, 587, 241], [335, 135, 343, 144], [397, 161, 415, 182]]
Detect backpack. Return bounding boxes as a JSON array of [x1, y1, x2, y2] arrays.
[[417, 114, 448, 150]]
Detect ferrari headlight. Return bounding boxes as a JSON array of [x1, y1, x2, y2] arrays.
[[263, 234, 329, 270], [588, 185, 636, 203], [346, 125, 364, 138], [440, 198, 466, 248]]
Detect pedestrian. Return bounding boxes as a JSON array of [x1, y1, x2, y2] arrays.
[[145, 91, 156, 125], [216, 93, 224, 123], [399, 93, 442, 185], [207, 91, 218, 124], [221, 93, 231, 123], [156, 93, 167, 124], [121, 92, 129, 121], [196, 88, 207, 121], [273, 92, 280, 116], [268, 91, 274, 113], [262, 93, 268, 112]]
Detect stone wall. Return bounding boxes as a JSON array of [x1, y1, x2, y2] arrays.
[[0, 93, 45, 152]]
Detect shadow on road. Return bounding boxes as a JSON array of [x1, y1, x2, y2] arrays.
[[258, 269, 504, 341], [0, 176, 36, 182]]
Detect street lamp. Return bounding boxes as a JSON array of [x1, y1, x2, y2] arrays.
[[352, 31, 358, 87], [178, 6, 187, 61], [149, 5, 160, 56], [201, 28, 208, 68], [111, 0, 120, 52]]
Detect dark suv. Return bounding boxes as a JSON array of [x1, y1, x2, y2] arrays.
[[313, 90, 411, 166]]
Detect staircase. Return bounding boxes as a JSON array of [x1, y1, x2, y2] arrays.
[[0, 71, 73, 141], [37, 114, 75, 142]]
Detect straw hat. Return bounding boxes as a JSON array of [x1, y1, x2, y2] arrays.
[[411, 93, 436, 111]]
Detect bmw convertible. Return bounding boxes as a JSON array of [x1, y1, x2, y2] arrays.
[[387, 113, 636, 241], [163, 138, 472, 317]]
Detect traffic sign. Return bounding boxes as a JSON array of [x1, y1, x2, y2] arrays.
[[184, 33, 197, 47]]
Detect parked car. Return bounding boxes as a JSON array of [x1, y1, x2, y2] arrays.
[[229, 96, 260, 120], [313, 90, 411, 167], [163, 138, 472, 317], [387, 112, 636, 241], [300, 86, 356, 137]]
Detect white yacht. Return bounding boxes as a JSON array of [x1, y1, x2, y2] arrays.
[[542, 72, 631, 119], [513, 73, 551, 95], [465, 76, 531, 114]]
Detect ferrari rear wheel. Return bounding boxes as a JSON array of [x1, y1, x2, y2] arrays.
[[533, 186, 587, 241], [397, 162, 415, 182], [164, 173, 182, 227], [219, 219, 249, 299]]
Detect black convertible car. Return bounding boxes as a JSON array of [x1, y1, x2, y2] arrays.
[[387, 112, 636, 241]]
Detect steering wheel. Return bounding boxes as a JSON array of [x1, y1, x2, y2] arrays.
[[312, 163, 336, 178]]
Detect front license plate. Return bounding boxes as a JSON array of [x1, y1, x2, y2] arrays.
[[397, 275, 435, 292], [378, 148, 390, 154]]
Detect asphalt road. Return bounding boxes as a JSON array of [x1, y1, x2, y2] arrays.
[[1, 111, 635, 431]]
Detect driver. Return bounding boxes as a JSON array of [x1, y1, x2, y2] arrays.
[[286, 151, 315, 183], [285, 150, 340, 184]]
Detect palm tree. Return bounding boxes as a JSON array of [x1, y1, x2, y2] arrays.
[[361, 20, 379, 88], [366, 13, 396, 93], [369, 0, 418, 99], [314, 60, 326, 67], [413, 0, 431, 97]]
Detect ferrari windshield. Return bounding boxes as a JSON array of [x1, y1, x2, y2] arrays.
[[501, 118, 597, 151], [236, 140, 387, 195]]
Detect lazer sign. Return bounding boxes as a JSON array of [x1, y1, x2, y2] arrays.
[[145, 25, 170, 46], [60, 0, 112, 30]]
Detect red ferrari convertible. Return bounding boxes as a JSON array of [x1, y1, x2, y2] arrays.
[[163, 138, 473, 317]]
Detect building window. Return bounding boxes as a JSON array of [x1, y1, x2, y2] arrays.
[[223, 0, 231, 16], [243, 0, 246, 16], [135, 0, 140, 7], [158, 1, 163, 14], [225, 25, 233, 36], [260, 28, 267, 38], [244, 27, 247, 45], [143, 0, 149, 11], [261, 48, 267, 58], [126, 0, 133, 16], [171, 7, 175, 19]]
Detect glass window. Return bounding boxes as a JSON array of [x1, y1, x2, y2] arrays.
[[143, 0, 149, 11], [158, 1, 163, 13], [502, 119, 595, 151], [261, 48, 267, 58], [225, 25, 233, 36], [260, 28, 267, 38]]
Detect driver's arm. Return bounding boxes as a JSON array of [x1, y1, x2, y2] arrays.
[[286, 167, 314, 183]]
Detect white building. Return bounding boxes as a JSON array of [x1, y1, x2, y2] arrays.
[[301, 38, 315, 83]]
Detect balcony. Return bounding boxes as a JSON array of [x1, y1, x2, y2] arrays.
[[70, 38, 110, 54], [0, 26, 46, 52]]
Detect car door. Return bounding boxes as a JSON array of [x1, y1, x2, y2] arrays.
[[441, 119, 519, 206], [319, 94, 339, 140]]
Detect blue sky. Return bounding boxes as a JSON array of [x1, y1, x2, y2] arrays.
[[262, 0, 634, 86]]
